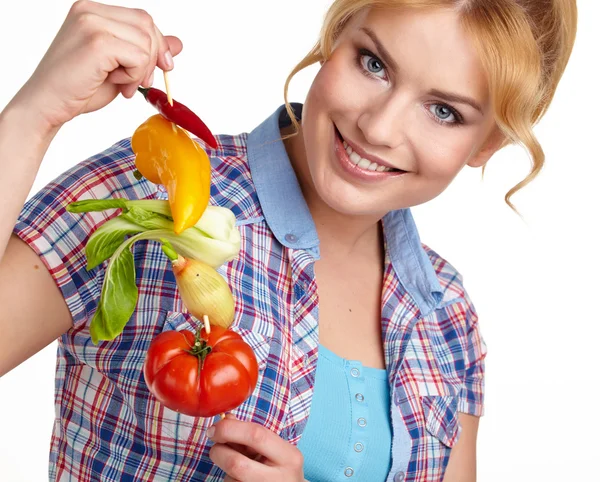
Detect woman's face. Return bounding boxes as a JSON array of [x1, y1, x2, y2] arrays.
[[300, 6, 499, 217]]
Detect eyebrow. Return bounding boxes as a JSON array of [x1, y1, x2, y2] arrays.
[[428, 89, 484, 115], [360, 27, 399, 74], [360, 27, 485, 115]]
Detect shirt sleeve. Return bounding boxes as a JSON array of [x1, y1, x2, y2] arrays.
[[12, 138, 155, 330], [457, 294, 487, 416]]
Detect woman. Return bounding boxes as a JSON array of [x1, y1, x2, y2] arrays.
[[0, 0, 577, 481]]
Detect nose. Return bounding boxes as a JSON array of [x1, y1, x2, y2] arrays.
[[357, 92, 409, 149]]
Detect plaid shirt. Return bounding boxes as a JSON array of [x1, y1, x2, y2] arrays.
[[15, 104, 486, 482]]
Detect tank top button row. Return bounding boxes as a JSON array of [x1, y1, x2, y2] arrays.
[[343, 360, 369, 478]]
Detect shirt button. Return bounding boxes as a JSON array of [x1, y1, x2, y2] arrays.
[[344, 467, 354, 477], [285, 233, 298, 243], [355, 393, 364, 402], [354, 442, 364, 452], [357, 417, 367, 427], [394, 471, 406, 482], [350, 367, 360, 377]]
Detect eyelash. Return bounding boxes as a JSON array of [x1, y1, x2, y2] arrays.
[[356, 48, 386, 81], [428, 104, 465, 127], [354, 47, 465, 127]]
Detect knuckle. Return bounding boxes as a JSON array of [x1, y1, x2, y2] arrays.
[[208, 444, 218, 462], [136, 50, 151, 67], [291, 450, 304, 469], [219, 418, 234, 436], [248, 425, 265, 446], [75, 12, 96, 33], [228, 455, 248, 478], [88, 30, 108, 51], [140, 31, 153, 52], [70, 0, 89, 15], [134, 8, 154, 30]]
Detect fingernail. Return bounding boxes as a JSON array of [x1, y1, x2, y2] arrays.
[[148, 72, 154, 86], [164, 50, 174, 70], [207, 425, 215, 439]]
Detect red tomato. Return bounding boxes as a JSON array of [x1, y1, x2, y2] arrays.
[[143, 325, 258, 417]]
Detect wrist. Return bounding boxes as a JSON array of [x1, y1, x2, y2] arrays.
[[2, 92, 61, 145]]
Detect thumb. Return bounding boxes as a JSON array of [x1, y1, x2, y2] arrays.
[[165, 35, 183, 58]]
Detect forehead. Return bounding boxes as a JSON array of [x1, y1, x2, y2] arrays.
[[347, 6, 489, 103]]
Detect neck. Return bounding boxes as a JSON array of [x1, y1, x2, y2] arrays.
[[283, 125, 384, 259]]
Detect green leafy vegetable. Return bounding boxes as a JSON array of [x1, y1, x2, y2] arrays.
[[85, 217, 145, 270], [90, 239, 138, 344], [67, 198, 172, 217], [68, 198, 241, 344]]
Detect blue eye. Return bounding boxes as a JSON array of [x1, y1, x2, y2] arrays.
[[428, 104, 461, 125], [358, 49, 386, 79]]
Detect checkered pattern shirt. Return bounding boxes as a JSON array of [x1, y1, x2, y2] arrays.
[[14, 104, 486, 481]]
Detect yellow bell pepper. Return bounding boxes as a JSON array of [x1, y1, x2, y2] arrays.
[[131, 114, 211, 234]]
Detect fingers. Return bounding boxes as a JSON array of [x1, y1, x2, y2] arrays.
[[165, 35, 183, 59], [71, 1, 182, 95], [97, 36, 150, 98], [214, 414, 261, 462], [82, 2, 178, 74], [84, 15, 152, 86], [209, 443, 268, 482], [208, 418, 301, 467], [154, 26, 178, 73]]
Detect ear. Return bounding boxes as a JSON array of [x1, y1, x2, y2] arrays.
[[467, 127, 505, 168]]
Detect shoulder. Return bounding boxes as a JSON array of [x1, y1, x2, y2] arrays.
[[19, 131, 264, 234], [26, 137, 155, 209], [19, 137, 156, 234]]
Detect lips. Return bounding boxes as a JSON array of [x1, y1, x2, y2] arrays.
[[332, 126, 407, 182], [334, 126, 405, 174]]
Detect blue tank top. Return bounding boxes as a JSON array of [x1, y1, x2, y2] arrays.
[[297, 344, 393, 481]]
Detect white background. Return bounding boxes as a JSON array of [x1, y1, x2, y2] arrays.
[[0, 1, 598, 481]]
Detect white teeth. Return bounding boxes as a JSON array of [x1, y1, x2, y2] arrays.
[[341, 138, 395, 172], [357, 158, 371, 169]]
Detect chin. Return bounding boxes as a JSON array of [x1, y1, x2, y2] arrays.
[[312, 173, 383, 217]]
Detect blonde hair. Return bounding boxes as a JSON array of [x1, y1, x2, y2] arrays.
[[283, 0, 578, 210]]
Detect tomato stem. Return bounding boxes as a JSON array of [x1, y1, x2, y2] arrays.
[[185, 323, 213, 372]]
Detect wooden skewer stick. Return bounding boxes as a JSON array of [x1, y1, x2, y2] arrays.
[[163, 70, 173, 106], [203, 315, 224, 421], [204, 316, 225, 420]]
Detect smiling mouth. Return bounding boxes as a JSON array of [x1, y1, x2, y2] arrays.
[[334, 127, 404, 173]]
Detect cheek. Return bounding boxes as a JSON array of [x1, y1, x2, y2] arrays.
[[303, 59, 354, 158], [414, 129, 481, 178], [307, 55, 361, 113]]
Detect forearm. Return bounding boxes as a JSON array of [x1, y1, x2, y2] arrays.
[[0, 99, 57, 261]]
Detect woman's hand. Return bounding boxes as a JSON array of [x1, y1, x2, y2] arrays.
[[10, 0, 182, 134], [208, 416, 305, 482]]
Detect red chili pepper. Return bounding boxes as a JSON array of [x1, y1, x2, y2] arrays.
[[137, 87, 218, 148]]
